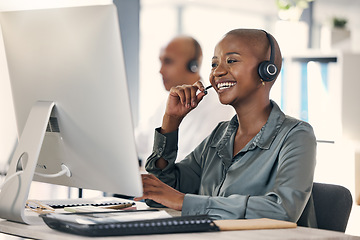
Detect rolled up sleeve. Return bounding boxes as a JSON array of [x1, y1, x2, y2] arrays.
[[145, 127, 204, 193]]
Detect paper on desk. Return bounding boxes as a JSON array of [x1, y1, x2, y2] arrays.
[[64, 205, 135, 213], [213, 218, 297, 231], [98, 210, 172, 223], [49, 210, 172, 225]]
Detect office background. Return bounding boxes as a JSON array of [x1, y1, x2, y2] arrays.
[[139, 0, 360, 236], [0, 0, 359, 236]]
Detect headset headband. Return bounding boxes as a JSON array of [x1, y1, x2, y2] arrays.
[[263, 30, 275, 64]]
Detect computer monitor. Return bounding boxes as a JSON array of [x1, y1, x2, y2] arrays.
[[0, 4, 142, 224]]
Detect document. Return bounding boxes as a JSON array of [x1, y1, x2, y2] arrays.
[[45, 209, 172, 225]]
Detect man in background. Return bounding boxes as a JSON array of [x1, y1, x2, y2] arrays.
[[135, 35, 234, 164]]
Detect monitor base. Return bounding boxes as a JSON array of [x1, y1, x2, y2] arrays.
[[0, 101, 54, 224]]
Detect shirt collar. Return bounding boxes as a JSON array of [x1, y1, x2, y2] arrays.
[[212, 100, 285, 152], [255, 100, 285, 150]]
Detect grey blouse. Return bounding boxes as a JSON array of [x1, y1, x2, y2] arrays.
[[145, 101, 317, 227]]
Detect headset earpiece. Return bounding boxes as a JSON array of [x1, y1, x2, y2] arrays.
[[187, 38, 201, 73], [187, 59, 199, 73], [258, 61, 277, 82], [258, 30, 277, 82]]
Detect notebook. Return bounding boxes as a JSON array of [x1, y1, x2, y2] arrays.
[[40, 212, 219, 236]]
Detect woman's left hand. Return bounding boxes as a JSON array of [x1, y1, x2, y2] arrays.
[[133, 174, 185, 211]]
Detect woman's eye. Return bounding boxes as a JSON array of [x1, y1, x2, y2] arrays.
[[227, 59, 237, 64], [211, 62, 218, 68]]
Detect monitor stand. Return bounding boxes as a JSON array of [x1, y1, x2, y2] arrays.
[[0, 101, 60, 224]]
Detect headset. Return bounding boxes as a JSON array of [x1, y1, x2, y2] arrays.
[[258, 30, 278, 82], [187, 38, 201, 73]]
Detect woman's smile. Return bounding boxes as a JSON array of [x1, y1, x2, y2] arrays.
[[215, 81, 237, 93]]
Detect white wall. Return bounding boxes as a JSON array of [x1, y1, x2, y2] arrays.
[[313, 0, 360, 52]]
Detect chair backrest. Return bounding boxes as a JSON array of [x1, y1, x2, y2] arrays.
[[312, 182, 353, 232]]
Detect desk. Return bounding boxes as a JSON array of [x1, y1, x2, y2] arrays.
[[0, 202, 359, 240], [1, 211, 359, 240], [1, 219, 359, 240]]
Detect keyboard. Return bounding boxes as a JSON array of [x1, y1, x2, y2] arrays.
[[39, 197, 132, 209], [41, 213, 220, 236]]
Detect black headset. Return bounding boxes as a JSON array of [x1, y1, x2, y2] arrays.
[[187, 39, 200, 73], [258, 30, 278, 82]]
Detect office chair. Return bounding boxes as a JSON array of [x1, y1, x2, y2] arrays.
[[312, 182, 353, 232]]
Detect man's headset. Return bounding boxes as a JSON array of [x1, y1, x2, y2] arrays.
[[258, 30, 278, 82], [187, 39, 201, 73]]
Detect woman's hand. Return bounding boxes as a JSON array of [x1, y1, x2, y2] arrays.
[[161, 81, 207, 134], [133, 174, 185, 211]]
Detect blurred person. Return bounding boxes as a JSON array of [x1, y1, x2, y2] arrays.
[[135, 35, 234, 164]]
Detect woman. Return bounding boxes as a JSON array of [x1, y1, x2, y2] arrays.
[[134, 29, 317, 227]]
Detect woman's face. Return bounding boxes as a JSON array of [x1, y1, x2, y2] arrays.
[[209, 34, 264, 107]]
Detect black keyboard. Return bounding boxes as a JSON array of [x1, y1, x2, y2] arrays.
[[41, 213, 219, 236], [40, 198, 132, 209]]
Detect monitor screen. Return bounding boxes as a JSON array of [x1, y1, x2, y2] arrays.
[[0, 4, 143, 223]]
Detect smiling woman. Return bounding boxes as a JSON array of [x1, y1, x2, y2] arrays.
[[210, 30, 282, 107], [135, 28, 317, 228]]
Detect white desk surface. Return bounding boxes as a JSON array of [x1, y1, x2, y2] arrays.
[[0, 201, 359, 240], [1, 219, 359, 240]]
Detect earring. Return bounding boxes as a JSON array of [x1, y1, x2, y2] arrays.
[[260, 79, 265, 86]]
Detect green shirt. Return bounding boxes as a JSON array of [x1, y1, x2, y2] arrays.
[[145, 101, 317, 227]]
